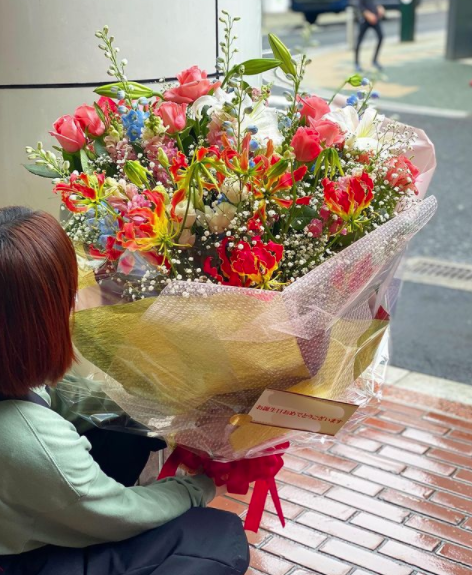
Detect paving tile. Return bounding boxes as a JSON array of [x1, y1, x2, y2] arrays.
[[364, 417, 406, 434], [402, 428, 472, 455], [406, 515, 472, 550], [403, 467, 472, 499], [278, 485, 355, 520], [427, 448, 472, 470], [260, 513, 326, 549], [380, 411, 450, 435], [321, 539, 413, 575], [454, 469, 472, 485], [354, 465, 433, 498], [431, 490, 472, 515], [306, 465, 382, 496], [386, 365, 410, 384], [209, 495, 247, 517], [276, 468, 331, 495], [298, 510, 383, 549], [352, 512, 439, 551], [264, 536, 351, 575], [448, 429, 472, 445], [380, 540, 471, 575], [424, 412, 472, 433], [295, 448, 357, 472], [326, 487, 409, 522], [378, 446, 455, 476], [341, 433, 382, 452], [250, 548, 293, 575], [379, 400, 426, 418], [228, 490, 304, 520], [439, 542, 472, 566], [379, 489, 464, 524], [360, 426, 429, 454], [463, 517, 472, 531], [283, 453, 311, 472], [330, 443, 407, 473], [245, 528, 270, 547]]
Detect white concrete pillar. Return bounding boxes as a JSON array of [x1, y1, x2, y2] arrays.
[[0, 0, 262, 214]]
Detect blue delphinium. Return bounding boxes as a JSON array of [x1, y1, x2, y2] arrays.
[[121, 109, 149, 141], [346, 95, 359, 107]]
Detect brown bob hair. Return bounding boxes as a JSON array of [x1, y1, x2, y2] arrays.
[[0, 206, 78, 396]]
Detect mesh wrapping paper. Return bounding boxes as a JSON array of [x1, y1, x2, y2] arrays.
[[68, 194, 437, 461]]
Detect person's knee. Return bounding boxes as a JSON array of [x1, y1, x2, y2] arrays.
[[187, 508, 250, 573]]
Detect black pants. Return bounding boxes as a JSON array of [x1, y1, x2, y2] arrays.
[[0, 428, 250, 575], [355, 19, 384, 66]]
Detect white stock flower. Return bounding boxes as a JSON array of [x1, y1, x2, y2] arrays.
[[172, 200, 197, 228], [221, 178, 249, 205], [323, 106, 385, 152], [205, 202, 237, 233]]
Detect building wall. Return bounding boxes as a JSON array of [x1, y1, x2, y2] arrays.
[[0, 0, 262, 214]]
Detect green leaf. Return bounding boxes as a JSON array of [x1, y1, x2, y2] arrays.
[[23, 164, 58, 178], [290, 205, 318, 231], [93, 102, 107, 125], [268, 34, 297, 77], [238, 58, 282, 75], [267, 159, 289, 179], [80, 149, 91, 173], [94, 138, 108, 158]]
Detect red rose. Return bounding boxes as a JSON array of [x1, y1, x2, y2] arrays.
[[74, 105, 105, 137], [157, 102, 188, 134], [290, 127, 322, 163], [49, 115, 86, 153], [297, 94, 330, 121], [97, 96, 118, 118], [164, 66, 221, 104]]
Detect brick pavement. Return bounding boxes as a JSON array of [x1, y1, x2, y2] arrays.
[[211, 385, 472, 574]]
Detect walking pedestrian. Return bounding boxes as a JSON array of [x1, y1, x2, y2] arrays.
[[0, 206, 250, 575], [355, 0, 386, 72]]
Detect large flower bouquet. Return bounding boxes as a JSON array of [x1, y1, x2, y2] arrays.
[[25, 14, 436, 530]]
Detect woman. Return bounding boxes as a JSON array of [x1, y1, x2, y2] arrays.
[[0, 206, 250, 575], [355, 0, 385, 72]]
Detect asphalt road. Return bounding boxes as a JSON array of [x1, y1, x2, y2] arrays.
[[267, 7, 472, 384]]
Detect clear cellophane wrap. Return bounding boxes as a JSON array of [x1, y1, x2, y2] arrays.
[[59, 123, 437, 462]]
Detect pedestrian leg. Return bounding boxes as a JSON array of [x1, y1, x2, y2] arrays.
[[355, 20, 370, 69], [372, 21, 384, 68]]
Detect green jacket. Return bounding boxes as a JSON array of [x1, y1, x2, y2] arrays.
[[0, 382, 215, 554]]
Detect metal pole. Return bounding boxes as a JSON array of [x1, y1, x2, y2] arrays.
[[400, 0, 417, 43], [346, 6, 356, 51]]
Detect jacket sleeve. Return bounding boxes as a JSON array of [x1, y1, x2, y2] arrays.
[[20, 404, 216, 547]]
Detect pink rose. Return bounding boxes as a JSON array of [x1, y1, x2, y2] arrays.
[[290, 127, 322, 163], [157, 102, 188, 134], [74, 105, 105, 137], [297, 94, 330, 121], [309, 118, 345, 147], [164, 66, 221, 104], [49, 115, 86, 153]]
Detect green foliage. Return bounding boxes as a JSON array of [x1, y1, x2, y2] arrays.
[[23, 164, 57, 178], [290, 205, 318, 230]]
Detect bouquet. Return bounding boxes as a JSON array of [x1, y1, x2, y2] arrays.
[[25, 14, 436, 531]]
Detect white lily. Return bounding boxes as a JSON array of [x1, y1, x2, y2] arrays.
[[191, 89, 284, 148], [323, 106, 386, 152]]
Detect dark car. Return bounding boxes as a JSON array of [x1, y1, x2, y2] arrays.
[[291, 0, 349, 24], [291, 0, 420, 23]]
